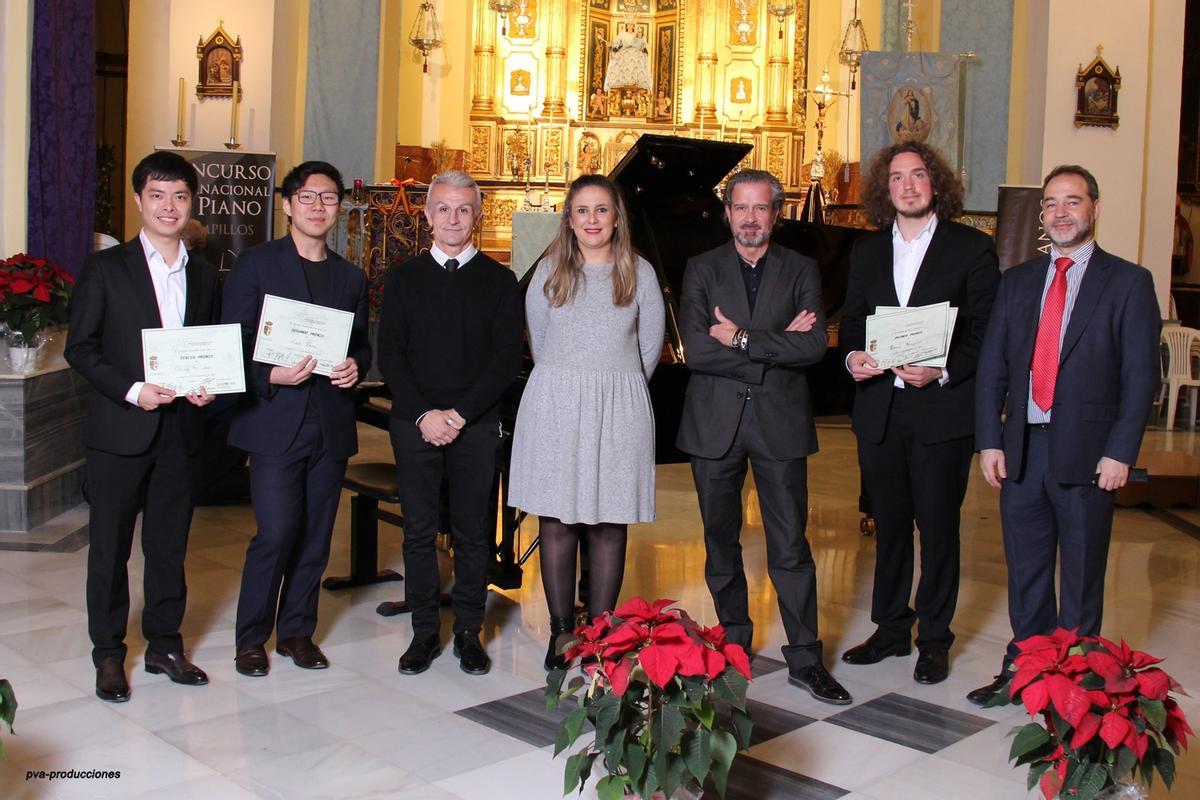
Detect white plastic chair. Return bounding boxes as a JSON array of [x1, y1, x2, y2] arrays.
[[1161, 326, 1200, 429]]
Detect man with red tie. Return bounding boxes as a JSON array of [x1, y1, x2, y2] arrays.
[[969, 165, 1161, 706]]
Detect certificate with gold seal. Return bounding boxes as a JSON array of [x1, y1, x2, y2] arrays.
[[252, 294, 353, 377], [141, 323, 246, 395]]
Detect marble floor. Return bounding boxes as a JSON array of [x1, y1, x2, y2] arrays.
[[0, 422, 1197, 799]]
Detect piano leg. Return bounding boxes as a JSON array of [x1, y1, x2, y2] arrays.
[[322, 494, 405, 590]]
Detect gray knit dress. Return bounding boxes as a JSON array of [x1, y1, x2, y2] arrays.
[[508, 257, 665, 524]]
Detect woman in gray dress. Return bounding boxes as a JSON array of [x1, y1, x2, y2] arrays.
[[507, 175, 665, 670]]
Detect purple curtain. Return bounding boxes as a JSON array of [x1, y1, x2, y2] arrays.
[[27, 0, 95, 277]]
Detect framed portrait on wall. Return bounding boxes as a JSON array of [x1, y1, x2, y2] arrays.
[[196, 23, 243, 100], [1074, 48, 1120, 129]]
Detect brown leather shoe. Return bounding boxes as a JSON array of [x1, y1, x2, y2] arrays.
[[235, 644, 269, 677], [95, 657, 130, 703], [275, 636, 329, 669], [144, 649, 208, 686]]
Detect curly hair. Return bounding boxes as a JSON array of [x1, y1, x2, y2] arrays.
[[860, 142, 964, 228]]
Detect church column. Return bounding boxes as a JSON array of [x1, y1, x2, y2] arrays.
[[542, 0, 566, 117], [694, 3, 718, 124], [764, 11, 790, 124], [471, 0, 497, 114]]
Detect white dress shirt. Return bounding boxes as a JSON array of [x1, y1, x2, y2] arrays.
[[890, 215, 947, 388], [126, 230, 189, 405], [430, 242, 478, 269]]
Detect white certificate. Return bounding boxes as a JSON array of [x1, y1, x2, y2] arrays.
[[141, 324, 246, 395], [864, 302, 951, 370], [252, 294, 354, 377], [875, 305, 958, 368]]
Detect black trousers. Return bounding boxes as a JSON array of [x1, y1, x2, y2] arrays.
[[86, 408, 195, 666], [856, 388, 973, 650], [236, 417, 346, 645], [392, 421, 498, 637], [691, 399, 821, 670], [999, 426, 1114, 668]]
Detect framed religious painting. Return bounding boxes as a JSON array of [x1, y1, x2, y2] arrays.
[[1074, 46, 1120, 129], [196, 22, 243, 99]]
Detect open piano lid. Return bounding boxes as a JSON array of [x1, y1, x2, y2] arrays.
[[608, 134, 753, 199]]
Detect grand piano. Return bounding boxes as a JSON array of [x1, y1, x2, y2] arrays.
[[336, 134, 871, 594]]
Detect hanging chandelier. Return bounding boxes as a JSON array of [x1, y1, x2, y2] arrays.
[[767, 1, 795, 40], [488, 0, 516, 36], [409, 1, 442, 74], [838, 0, 869, 89]]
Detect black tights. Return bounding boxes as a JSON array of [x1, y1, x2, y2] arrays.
[[539, 517, 628, 620]]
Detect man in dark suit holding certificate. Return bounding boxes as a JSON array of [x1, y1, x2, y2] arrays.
[[839, 142, 998, 685], [677, 169, 851, 705], [969, 165, 1160, 705], [66, 151, 219, 702], [222, 161, 370, 677]]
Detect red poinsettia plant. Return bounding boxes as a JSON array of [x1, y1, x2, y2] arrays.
[[997, 628, 1193, 800], [546, 597, 753, 800], [0, 253, 75, 340]]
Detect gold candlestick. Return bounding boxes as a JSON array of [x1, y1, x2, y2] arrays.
[[225, 81, 242, 149], [172, 77, 188, 147]]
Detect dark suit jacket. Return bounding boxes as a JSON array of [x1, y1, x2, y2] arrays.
[[839, 219, 999, 445], [221, 235, 370, 460], [975, 246, 1161, 484], [676, 241, 827, 461], [65, 237, 220, 456]]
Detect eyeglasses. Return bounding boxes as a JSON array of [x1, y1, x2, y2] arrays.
[[294, 190, 341, 206]]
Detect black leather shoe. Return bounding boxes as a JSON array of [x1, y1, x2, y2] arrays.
[[398, 633, 442, 675], [544, 616, 573, 672], [235, 644, 269, 677], [276, 636, 329, 670], [841, 636, 912, 665], [453, 631, 491, 675], [95, 657, 130, 703], [788, 663, 853, 705], [967, 674, 1009, 707], [913, 648, 950, 684], [144, 649, 208, 686]]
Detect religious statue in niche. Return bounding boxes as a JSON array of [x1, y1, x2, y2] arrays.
[[652, 25, 675, 121], [195, 21, 242, 99], [604, 22, 652, 92], [1074, 46, 1120, 129], [577, 132, 602, 175]]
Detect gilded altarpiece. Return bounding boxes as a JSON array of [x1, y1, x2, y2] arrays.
[[459, 0, 811, 254]]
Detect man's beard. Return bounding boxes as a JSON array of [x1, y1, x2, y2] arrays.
[[734, 227, 769, 247], [896, 198, 935, 220], [1048, 217, 1094, 250]]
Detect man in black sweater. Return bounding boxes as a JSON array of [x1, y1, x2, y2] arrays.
[[378, 170, 523, 676]]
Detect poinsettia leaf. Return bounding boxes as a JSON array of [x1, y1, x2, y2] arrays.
[[1010, 723, 1051, 762], [1139, 697, 1167, 732], [708, 729, 738, 799], [1070, 760, 1111, 799], [556, 706, 588, 756], [694, 696, 716, 730], [1026, 761, 1051, 792], [594, 694, 621, 748], [609, 656, 634, 697], [1047, 674, 1091, 726], [651, 702, 686, 753], [681, 729, 711, 783], [1070, 712, 1102, 750], [596, 774, 627, 800], [639, 644, 679, 689], [1100, 710, 1133, 750], [545, 669, 567, 706], [1021, 678, 1052, 717], [1114, 744, 1138, 780], [624, 737, 647, 788], [1039, 765, 1062, 800], [712, 666, 749, 711], [723, 643, 752, 680], [0, 679, 15, 733], [731, 705, 754, 750], [1136, 669, 1171, 702], [1155, 746, 1176, 788]]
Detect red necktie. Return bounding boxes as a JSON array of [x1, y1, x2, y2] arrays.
[[1030, 257, 1073, 412]]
